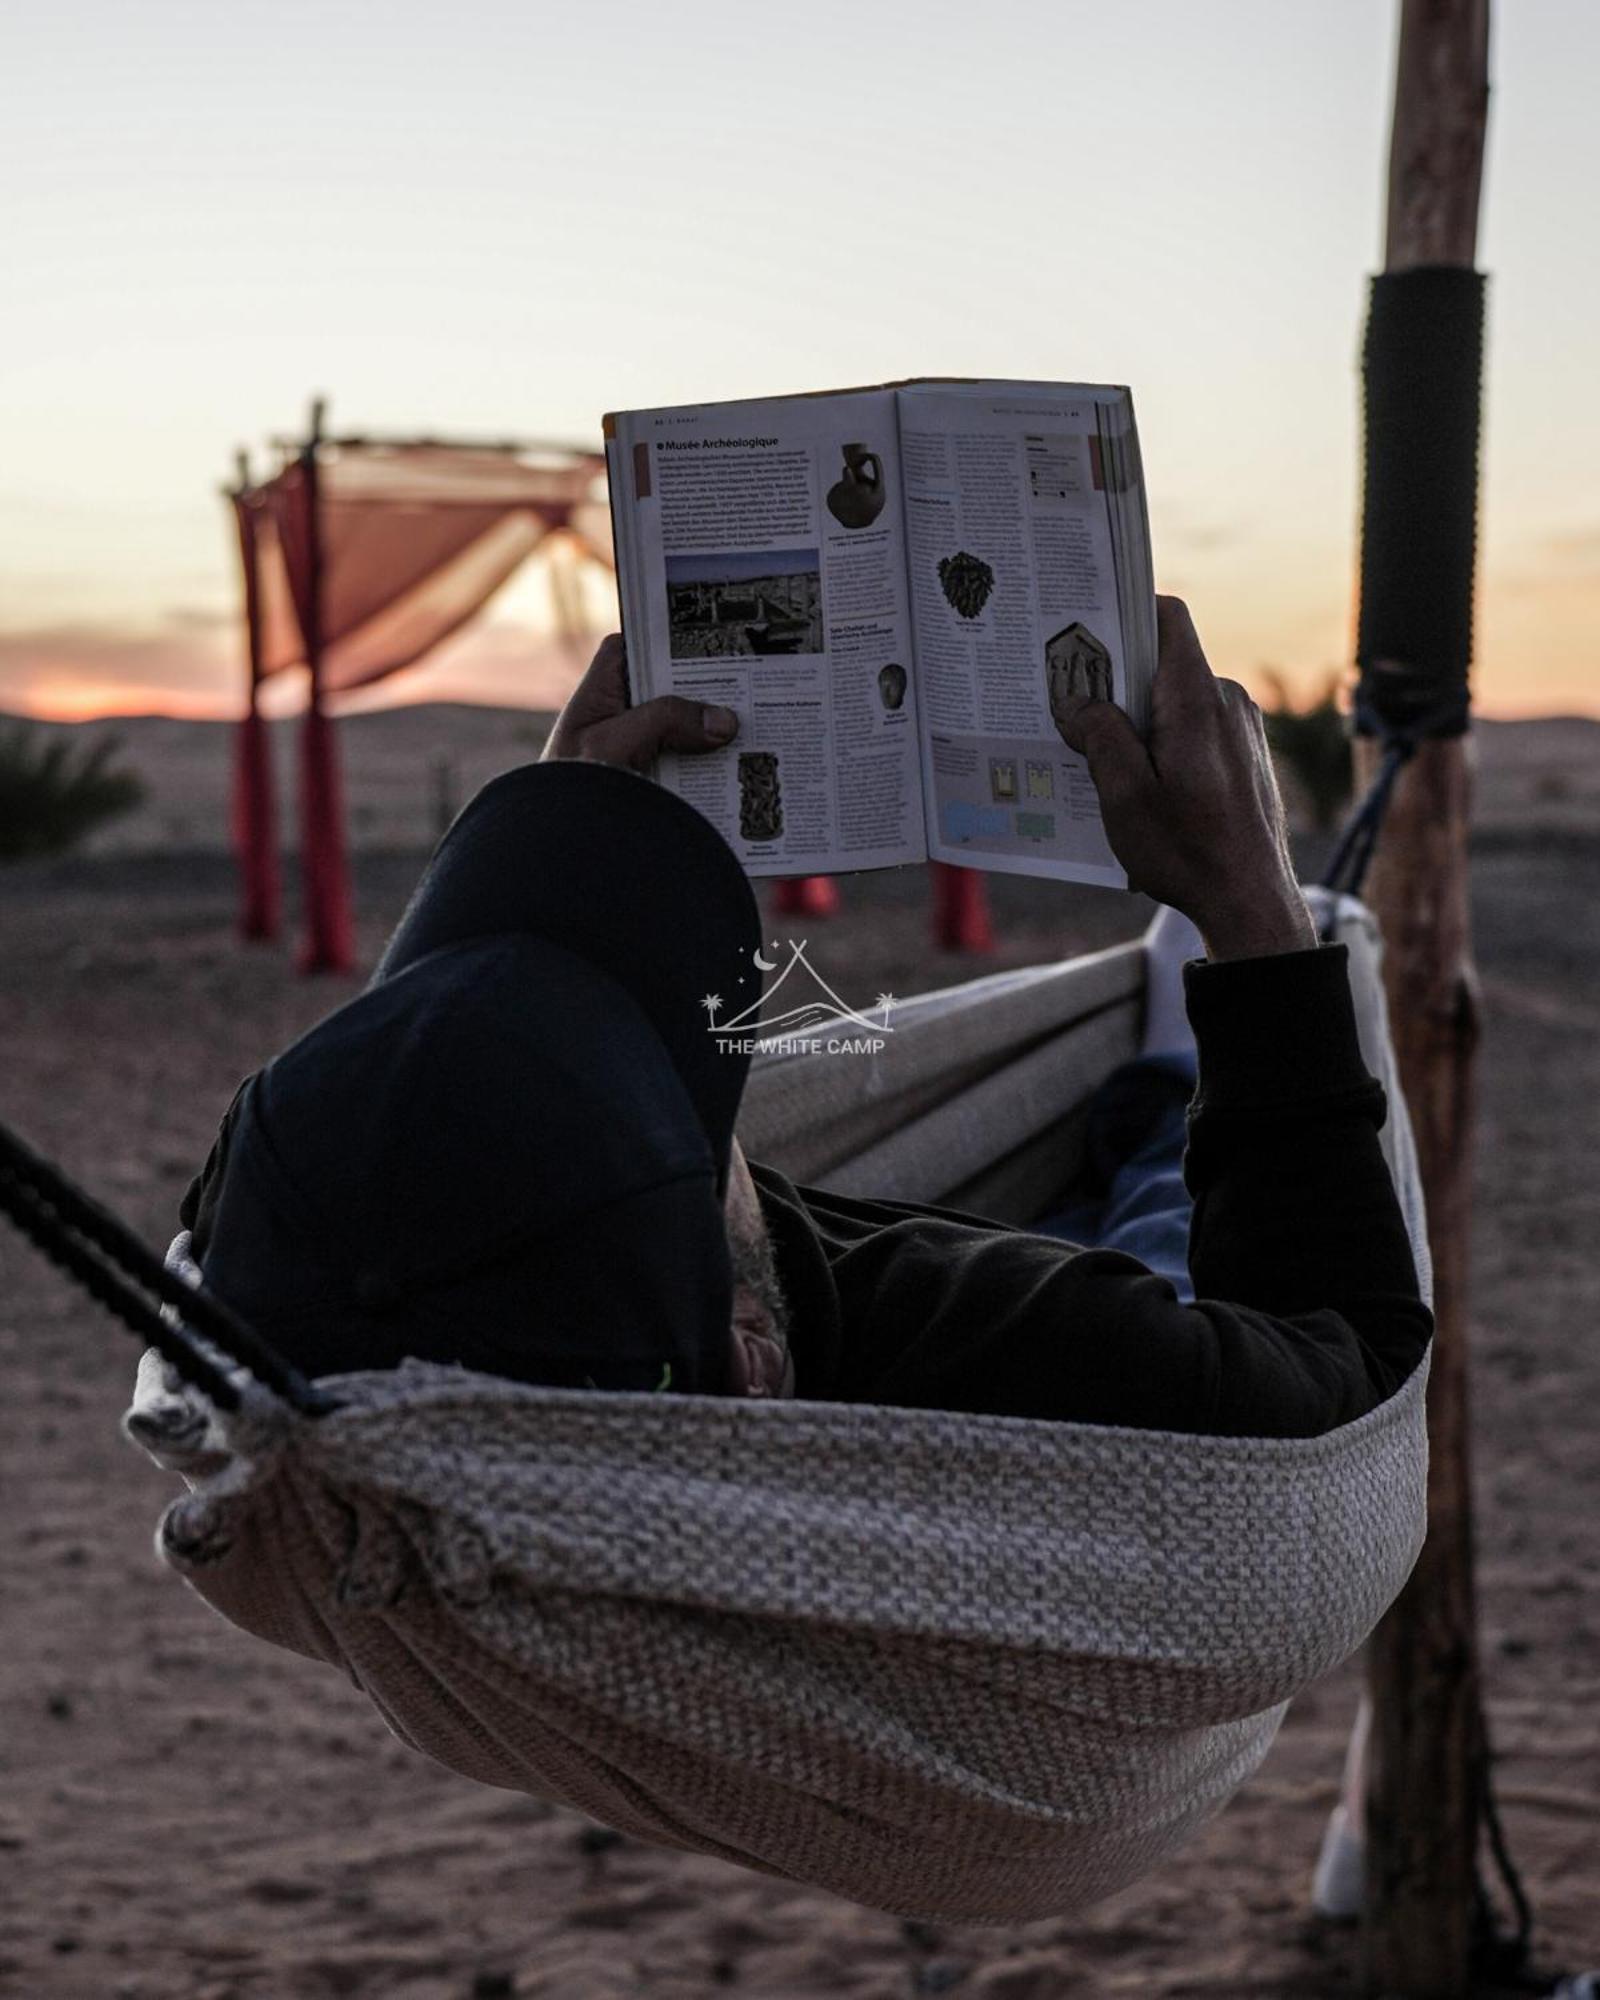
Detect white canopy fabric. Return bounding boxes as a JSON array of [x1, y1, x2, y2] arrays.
[[239, 442, 611, 696]]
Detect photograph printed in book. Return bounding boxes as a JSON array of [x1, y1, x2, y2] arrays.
[[665, 549, 824, 660]]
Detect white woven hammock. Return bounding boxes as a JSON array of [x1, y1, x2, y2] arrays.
[[126, 894, 1430, 1923]]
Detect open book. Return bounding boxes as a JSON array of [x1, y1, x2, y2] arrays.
[[604, 380, 1156, 889]]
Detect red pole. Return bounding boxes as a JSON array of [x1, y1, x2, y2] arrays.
[[931, 862, 994, 954], [772, 876, 840, 919], [296, 400, 356, 975]]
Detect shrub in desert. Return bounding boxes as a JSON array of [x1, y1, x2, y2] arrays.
[[0, 721, 146, 861], [1260, 670, 1353, 832]]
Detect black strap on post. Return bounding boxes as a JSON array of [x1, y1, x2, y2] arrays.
[[1355, 265, 1486, 742], [0, 1118, 337, 1418], [1321, 266, 1487, 910]]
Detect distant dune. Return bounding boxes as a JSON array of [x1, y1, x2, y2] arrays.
[[1464, 711, 1600, 837], [3, 705, 1596, 857]]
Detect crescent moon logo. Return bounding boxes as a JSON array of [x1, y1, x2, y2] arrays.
[[753, 945, 779, 972]]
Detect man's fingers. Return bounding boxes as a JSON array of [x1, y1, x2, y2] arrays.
[[584, 693, 739, 770], [1153, 596, 1218, 707], [1053, 697, 1150, 806], [563, 633, 630, 725], [589, 631, 627, 675], [1155, 595, 1203, 659]]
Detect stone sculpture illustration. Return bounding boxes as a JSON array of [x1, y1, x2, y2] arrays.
[[737, 751, 784, 842], [877, 661, 908, 712], [937, 550, 995, 620], [825, 443, 888, 530], [1045, 622, 1114, 726]]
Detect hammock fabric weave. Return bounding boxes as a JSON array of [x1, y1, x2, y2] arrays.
[[126, 894, 1429, 1922]]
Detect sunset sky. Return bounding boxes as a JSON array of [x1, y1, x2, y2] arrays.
[[4, 0, 1595, 722]]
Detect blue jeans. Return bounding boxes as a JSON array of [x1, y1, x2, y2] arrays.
[[1032, 1053, 1198, 1303]]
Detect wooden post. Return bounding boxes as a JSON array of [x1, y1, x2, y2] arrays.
[[230, 450, 282, 942], [1361, 5, 1490, 1995], [297, 396, 356, 974]]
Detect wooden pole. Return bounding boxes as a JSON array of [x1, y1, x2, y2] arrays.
[[297, 396, 356, 974], [1361, 5, 1490, 1995], [305, 396, 326, 674], [230, 466, 281, 942]]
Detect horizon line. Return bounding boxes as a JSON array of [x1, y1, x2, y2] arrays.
[[6, 692, 1598, 729]]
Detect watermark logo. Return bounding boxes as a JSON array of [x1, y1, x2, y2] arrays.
[[702, 940, 895, 1057]]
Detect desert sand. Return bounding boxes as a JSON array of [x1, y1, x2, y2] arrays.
[[1, 707, 1596, 1997]]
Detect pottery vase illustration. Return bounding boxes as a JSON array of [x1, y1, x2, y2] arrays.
[[826, 443, 887, 530]]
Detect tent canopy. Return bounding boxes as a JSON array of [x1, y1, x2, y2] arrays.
[[235, 439, 611, 697], [228, 421, 615, 967]]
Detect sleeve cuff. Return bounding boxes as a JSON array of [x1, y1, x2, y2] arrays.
[[1185, 942, 1380, 1115]]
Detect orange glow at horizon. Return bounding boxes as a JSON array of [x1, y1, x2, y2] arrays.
[[12, 680, 241, 723], [11, 649, 1593, 729]]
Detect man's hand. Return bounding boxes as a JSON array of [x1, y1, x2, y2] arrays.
[[542, 634, 740, 771], [1051, 597, 1317, 961]]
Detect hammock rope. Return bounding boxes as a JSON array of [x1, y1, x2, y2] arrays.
[[1319, 691, 1467, 906], [0, 1120, 333, 1418], [1321, 736, 1413, 905]]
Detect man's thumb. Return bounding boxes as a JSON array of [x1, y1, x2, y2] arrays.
[[644, 694, 740, 753]]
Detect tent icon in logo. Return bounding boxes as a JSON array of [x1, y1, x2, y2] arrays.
[[704, 942, 894, 1038]]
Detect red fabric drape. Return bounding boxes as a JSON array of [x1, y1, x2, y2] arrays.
[[232, 442, 610, 974], [771, 876, 840, 919], [230, 496, 281, 940], [297, 695, 355, 975]]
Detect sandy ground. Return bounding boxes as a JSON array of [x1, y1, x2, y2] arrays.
[[1, 714, 1596, 1997]]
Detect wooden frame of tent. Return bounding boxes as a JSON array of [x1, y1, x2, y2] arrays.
[[227, 403, 611, 971]]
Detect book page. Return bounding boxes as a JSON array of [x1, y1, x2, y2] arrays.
[[607, 392, 923, 875], [896, 382, 1152, 889]]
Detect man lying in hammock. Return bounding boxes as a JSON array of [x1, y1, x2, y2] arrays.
[[180, 598, 1431, 1438]]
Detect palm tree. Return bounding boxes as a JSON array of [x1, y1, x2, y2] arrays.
[[0, 722, 145, 862], [1259, 670, 1353, 832]]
